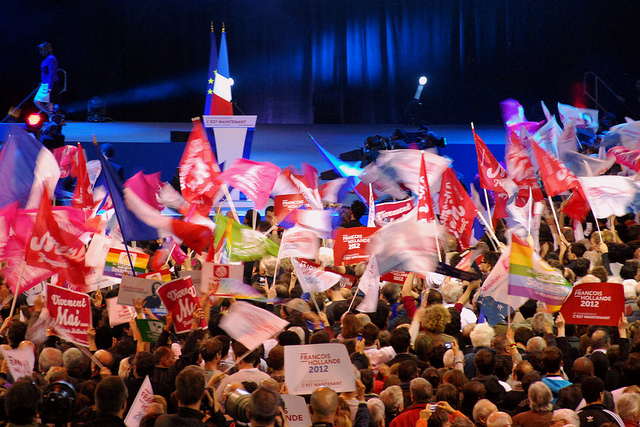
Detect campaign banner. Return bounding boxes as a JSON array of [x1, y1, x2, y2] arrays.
[[0, 348, 35, 380], [178, 270, 202, 293], [103, 248, 150, 278], [380, 270, 411, 284], [47, 284, 92, 347], [201, 262, 244, 294], [219, 301, 289, 350], [117, 276, 167, 315], [284, 343, 356, 395], [375, 199, 415, 224], [136, 319, 165, 343], [281, 394, 312, 427], [124, 375, 155, 427], [560, 282, 624, 326], [106, 297, 136, 327], [333, 227, 377, 266], [157, 277, 206, 334], [274, 194, 309, 221], [298, 259, 354, 289]]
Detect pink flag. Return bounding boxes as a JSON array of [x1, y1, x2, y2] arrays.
[[438, 168, 477, 249], [417, 153, 435, 222], [608, 146, 640, 173], [356, 256, 381, 313], [52, 145, 78, 179], [215, 159, 281, 210], [125, 171, 163, 211]]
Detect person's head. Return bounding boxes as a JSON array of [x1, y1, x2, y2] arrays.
[[310, 387, 339, 423], [542, 346, 563, 374], [340, 312, 363, 339], [470, 323, 495, 348], [513, 361, 533, 382], [420, 304, 451, 334], [38, 41, 53, 56], [176, 366, 205, 407], [381, 283, 400, 304], [350, 201, 366, 220], [473, 349, 496, 376], [390, 327, 411, 354], [426, 289, 444, 306], [154, 346, 176, 368], [462, 381, 485, 406], [398, 360, 418, 382], [62, 347, 86, 378], [199, 338, 223, 365], [472, 399, 498, 427], [361, 323, 380, 347], [5, 378, 40, 425], [95, 376, 128, 416], [101, 143, 116, 159], [267, 345, 285, 372], [409, 377, 433, 404], [551, 409, 580, 427], [528, 381, 553, 412], [568, 242, 587, 260], [530, 312, 554, 336], [7, 321, 27, 348], [486, 412, 512, 427], [581, 376, 604, 404], [132, 351, 155, 378], [572, 356, 594, 378], [440, 281, 463, 304], [526, 336, 547, 354], [616, 392, 640, 423], [264, 206, 275, 223], [379, 385, 404, 415], [367, 398, 385, 427], [244, 210, 262, 227], [591, 329, 611, 350], [514, 327, 534, 346], [435, 383, 460, 410], [39, 347, 63, 374], [232, 341, 261, 367], [248, 387, 281, 427]]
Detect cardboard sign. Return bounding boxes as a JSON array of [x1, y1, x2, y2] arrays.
[[0, 348, 35, 380], [106, 297, 136, 327], [333, 227, 377, 266], [380, 270, 411, 284], [47, 284, 92, 347], [219, 301, 289, 350], [136, 319, 165, 343], [274, 194, 309, 221], [201, 262, 244, 294], [284, 343, 356, 395], [375, 199, 415, 224], [560, 282, 625, 326], [103, 248, 150, 278], [124, 376, 155, 427], [118, 275, 168, 315], [298, 259, 354, 289], [85, 266, 120, 290], [281, 394, 312, 427], [178, 270, 202, 293], [157, 277, 205, 334]]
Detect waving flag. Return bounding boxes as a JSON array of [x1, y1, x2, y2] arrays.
[[215, 159, 281, 210], [438, 167, 477, 249], [0, 125, 60, 210], [578, 176, 640, 218], [210, 26, 233, 115], [52, 145, 78, 179], [557, 103, 598, 134], [356, 256, 381, 313], [179, 119, 221, 216], [279, 226, 320, 259], [508, 235, 572, 306], [291, 258, 341, 294], [474, 129, 516, 196], [213, 214, 279, 262], [71, 144, 94, 219], [204, 24, 218, 115], [499, 99, 543, 135], [608, 146, 640, 173], [124, 172, 163, 211], [531, 141, 579, 197], [417, 153, 435, 222], [373, 149, 449, 196]]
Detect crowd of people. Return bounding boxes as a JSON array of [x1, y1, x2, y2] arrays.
[[1, 192, 640, 427]]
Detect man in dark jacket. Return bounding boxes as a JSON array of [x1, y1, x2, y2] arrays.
[[578, 377, 624, 427]]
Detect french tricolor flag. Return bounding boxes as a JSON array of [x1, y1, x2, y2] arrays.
[[210, 27, 233, 115]]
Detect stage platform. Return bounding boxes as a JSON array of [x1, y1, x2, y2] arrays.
[[60, 121, 507, 190]]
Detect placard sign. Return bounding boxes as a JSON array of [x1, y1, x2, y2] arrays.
[[47, 284, 92, 346], [157, 277, 206, 334], [103, 248, 150, 278], [0, 348, 35, 380], [201, 262, 244, 294], [274, 194, 309, 220], [118, 275, 168, 315], [380, 270, 411, 284], [560, 282, 624, 326], [281, 394, 312, 427], [375, 199, 415, 224], [333, 227, 377, 266], [284, 343, 356, 395]]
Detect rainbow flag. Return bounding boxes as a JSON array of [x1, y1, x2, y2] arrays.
[[139, 269, 172, 282], [508, 235, 572, 306], [104, 248, 150, 278]]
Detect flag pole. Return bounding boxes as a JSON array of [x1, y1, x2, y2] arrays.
[[346, 288, 359, 313], [527, 186, 533, 235], [93, 135, 137, 277], [432, 219, 442, 263], [547, 196, 563, 239], [222, 185, 240, 223], [309, 292, 322, 313], [8, 261, 26, 319], [475, 212, 501, 250], [483, 189, 495, 232]]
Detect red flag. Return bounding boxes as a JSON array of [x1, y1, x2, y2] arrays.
[[417, 154, 435, 222], [438, 168, 477, 249], [25, 189, 88, 288], [506, 130, 544, 203], [561, 185, 590, 222], [531, 141, 580, 197], [179, 119, 221, 216], [473, 129, 516, 195], [170, 219, 212, 254], [608, 146, 640, 173], [52, 145, 78, 179], [71, 144, 94, 219], [215, 159, 281, 210]]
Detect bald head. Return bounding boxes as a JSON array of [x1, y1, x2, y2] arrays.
[[38, 347, 63, 374], [473, 399, 498, 426], [18, 341, 35, 353], [94, 350, 114, 371], [591, 330, 610, 350], [573, 357, 594, 378], [310, 387, 339, 423], [486, 412, 512, 427]]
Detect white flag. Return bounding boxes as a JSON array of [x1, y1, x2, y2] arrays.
[[296, 210, 333, 239], [356, 256, 380, 313], [367, 183, 375, 228], [219, 301, 289, 350], [124, 375, 155, 427], [279, 226, 320, 259], [578, 176, 640, 218], [291, 258, 341, 293]]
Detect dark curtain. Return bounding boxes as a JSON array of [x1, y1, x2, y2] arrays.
[[1, 1, 638, 124]]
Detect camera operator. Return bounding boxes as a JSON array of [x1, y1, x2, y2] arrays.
[[154, 366, 225, 427]]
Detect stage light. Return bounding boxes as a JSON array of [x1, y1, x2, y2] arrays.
[[414, 76, 428, 100], [27, 113, 43, 127], [87, 96, 107, 122], [229, 78, 235, 86], [419, 76, 427, 85]]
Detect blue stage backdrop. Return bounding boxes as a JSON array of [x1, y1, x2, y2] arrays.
[[1, 1, 639, 124]]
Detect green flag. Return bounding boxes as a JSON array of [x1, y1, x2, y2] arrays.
[[214, 214, 279, 262]]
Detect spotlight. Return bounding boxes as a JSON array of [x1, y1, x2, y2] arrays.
[[27, 113, 43, 127], [414, 76, 428, 100], [419, 76, 427, 85], [87, 96, 107, 122]]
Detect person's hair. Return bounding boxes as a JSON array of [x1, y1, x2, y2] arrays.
[[398, 360, 418, 382], [367, 398, 385, 427], [591, 265, 609, 283], [443, 369, 468, 392], [232, 341, 261, 365], [581, 376, 604, 404], [472, 399, 498, 424], [95, 376, 128, 415], [486, 412, 513, 427], [552, 409, 580, 427], [361, 322, 380, 347], [440, 281, 462, 304], [360, 369, 374, 394], [249, 387, 280, 425], [473, 349, 496, 376], [426, 289, 443, 306], [390, 327, 411, 354], [451, 417, 475, 427], [39, 347, 63, 373], [310, 387, 339, 418], [62, 347, 85, 377], [341, 312, 363, 339], [351, 201, 366, 220], [133, 351, 155, 377], [381, 283, 400, 304], [199, 338, 223, 363], [5, 378, 40, 424], [591, 329, 611, 350], [409, 377, 433, 403], [427, 409, 450, 427], [570, 242, 587, 258], [568, 258, 590, 278], [153, 346, 173, 365], [526, 336, 547, 353], [414, 335, 434, 362], [483, 251, 501, 268], [513, 361, 533, 381], [470, 323, 495, 348], [493, 355, 512, 382], [616, 392, 640, 422], [420, 304, 451, 334], [541, 346, 563, 374], [277, 330, 302, 346], [514, 327, 534, 345], [310, 330, 331, 344], [521, 371, 542, 393], [528, 381, 553, 412], [176, 366, 205, 405], [267, 345, 285, 371], [435, 383, 460, 410], [530, 312, 554, 336], [379, 385, 403, 414]]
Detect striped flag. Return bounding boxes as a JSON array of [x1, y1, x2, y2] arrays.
[[104, 248, 150, 278], [210, 26, 233, 115]]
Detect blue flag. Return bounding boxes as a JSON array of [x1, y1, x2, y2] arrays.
[[204, 24, 218, 115]]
